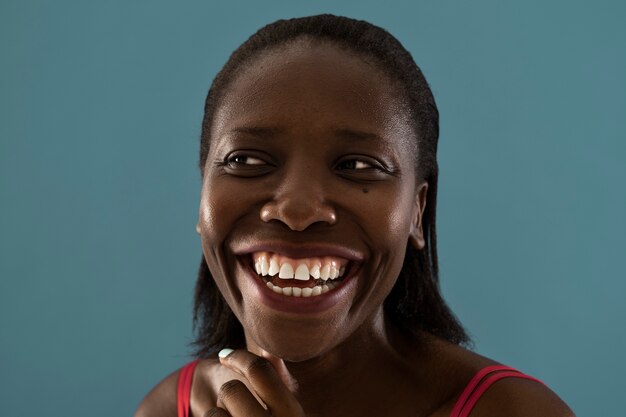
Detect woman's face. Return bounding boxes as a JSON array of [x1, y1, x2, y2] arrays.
[[197, 40, 427, 361]]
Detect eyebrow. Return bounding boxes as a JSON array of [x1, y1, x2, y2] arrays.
[[230, 126, 283, 138], [334, 128, 382, 142], [229, 126, 383, 142]]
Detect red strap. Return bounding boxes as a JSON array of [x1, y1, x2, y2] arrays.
[[450, 365, 545, 417], [177, 360, 200, 417], [457, 371, 544, 417]]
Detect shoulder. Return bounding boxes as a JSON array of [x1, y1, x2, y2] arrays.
[[466, 376, 576, 417], [416, 335, 575, 417], [134, 366, 181, 417], [134, 359, 220, 417]]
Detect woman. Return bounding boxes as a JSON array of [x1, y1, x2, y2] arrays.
[[136, 14, 574, 417]]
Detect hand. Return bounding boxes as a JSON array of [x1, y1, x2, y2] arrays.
[[203, 349, 305, 417]]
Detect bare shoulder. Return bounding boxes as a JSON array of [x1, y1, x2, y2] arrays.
[[416, 335, 575, 417], [468, 376, 576, 417], [134, 367, 182, 417], [134, 359, 223, 417]]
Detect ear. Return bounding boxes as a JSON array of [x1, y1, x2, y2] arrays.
[[195, 223, 201, 235], [409, 182, 428, 250]]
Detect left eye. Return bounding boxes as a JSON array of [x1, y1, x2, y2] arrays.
[[337, 159, 376, 170]]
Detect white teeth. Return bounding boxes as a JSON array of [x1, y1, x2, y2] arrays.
[[294, 264, 309, 280], [253, 254, 348, 282], [310, 264, 321, 279], [265, 281, 338, 297], [278, 263, 294, 279], [260, 257, 269, 275], [268, 258, 280, 276], [266, 261, 344, 281], [320, 264, 331, 280]]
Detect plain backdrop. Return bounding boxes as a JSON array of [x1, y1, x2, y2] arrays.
[[1, 1, 624, 416]]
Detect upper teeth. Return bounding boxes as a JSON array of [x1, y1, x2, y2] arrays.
[[253, 252, 347, 281]]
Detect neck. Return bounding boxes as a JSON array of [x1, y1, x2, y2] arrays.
[[246, 311, 428, 416]]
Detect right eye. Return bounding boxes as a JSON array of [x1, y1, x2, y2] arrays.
[[225, 154, 267, 167], [218, 151, 275, 177]]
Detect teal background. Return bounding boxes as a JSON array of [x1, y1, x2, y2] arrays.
[[1, 0, 624, 415]]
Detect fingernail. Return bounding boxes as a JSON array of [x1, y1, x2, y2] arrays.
[[218, 348, 234, 359]]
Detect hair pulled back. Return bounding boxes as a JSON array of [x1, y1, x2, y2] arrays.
[[192, 14, 470, 357]]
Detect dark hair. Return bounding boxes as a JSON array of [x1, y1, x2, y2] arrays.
[[192, 14, 471, 357]]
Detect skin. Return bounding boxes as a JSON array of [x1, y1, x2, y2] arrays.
[[136, 40, 575, 417]]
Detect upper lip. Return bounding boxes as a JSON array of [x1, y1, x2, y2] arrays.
[[232, 241, 366, 262]]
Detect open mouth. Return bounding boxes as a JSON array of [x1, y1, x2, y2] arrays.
[[242, 251, 356, 298]]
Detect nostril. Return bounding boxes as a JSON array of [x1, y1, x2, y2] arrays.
[[259, 199, 337, 230]]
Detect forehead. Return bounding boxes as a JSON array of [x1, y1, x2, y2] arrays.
[[211, 40, 415, 148]]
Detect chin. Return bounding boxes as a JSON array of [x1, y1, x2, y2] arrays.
[[246, 320, 344, 362], [268, 347, 322, 363]]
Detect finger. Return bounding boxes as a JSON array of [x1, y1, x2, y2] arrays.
[[218, 349, 304, 417], [203, 407, 231, 417], [260, 350, 298, 392], [218, 379, 267, 417]]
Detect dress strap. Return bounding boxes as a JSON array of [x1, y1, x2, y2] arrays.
[[177, 360, 200, 417], [450, 365, 545, 417]]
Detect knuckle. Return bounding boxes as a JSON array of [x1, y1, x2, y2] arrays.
[[244, 356, 273, 378], [218, 379, 246, 402]]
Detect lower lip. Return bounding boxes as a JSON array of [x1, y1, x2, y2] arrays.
[[240, 258, 359, 314]]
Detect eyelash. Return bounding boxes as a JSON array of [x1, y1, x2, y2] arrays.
[[217, 152, 392, 176], [225, 154, 267, 166], [336, 158, 378, 171]]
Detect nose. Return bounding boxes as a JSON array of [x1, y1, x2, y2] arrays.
[[259, 176, 337, 231]]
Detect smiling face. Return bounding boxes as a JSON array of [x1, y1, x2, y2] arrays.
[[197, 39, 428, 361]]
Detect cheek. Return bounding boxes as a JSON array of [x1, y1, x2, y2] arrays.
[[199, 177, 249, 241], [197, 179, 243, 272], [354, 183, 416, 244], [197, 178, 256, 308], [198, 191, 222, 257], [365, 185, 415, 272], [346, 182, 416, 290]]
